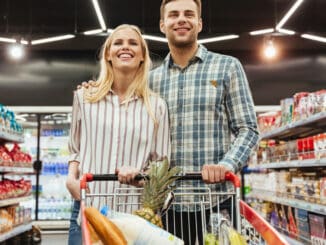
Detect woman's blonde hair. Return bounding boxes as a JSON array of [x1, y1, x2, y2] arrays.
[[85, 24, 157, 125]]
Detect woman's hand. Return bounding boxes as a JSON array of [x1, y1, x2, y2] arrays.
[[66, 177, 81, 200], [116, 166, 144, 187]]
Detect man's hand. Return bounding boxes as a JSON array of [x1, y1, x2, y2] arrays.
[[201, 164, 231, 184], [77, 80, 96, 90], [116, 166, 144, 187]]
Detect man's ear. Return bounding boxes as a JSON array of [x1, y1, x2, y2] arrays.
[[159, 20, 166, 34], [198, 18, 203, 33]]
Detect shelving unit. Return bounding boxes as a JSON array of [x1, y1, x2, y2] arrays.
[[260, 111, 326, 140], [0, 196, 32, 208], [248, 158, 326, 170], [245, 111, 326, 244], [0, 222, 32, 243], [247, 189, 326, 215], [0, 129, 33, 242]]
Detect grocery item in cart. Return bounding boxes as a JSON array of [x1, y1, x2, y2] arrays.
[[108, 210, 184, 245], [133, 159, 181, 228], [84, 206, 127, 245]]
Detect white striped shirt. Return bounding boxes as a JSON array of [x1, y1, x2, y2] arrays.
[[68, 88, 170, 210]]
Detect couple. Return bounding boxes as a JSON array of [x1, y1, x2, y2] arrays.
[[66, 0, 259, 244]]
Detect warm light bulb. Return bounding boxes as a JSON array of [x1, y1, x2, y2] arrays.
[[8, 44, 24, 59], [264, 40, 277, 59]]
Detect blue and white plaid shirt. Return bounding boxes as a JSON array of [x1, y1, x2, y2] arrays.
[[149, 45, 259, 206]]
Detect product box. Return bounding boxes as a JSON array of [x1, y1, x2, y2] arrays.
[[309, 213, 326, 245]]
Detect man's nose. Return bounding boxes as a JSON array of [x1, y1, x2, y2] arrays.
[[176, 13, 186, 23]]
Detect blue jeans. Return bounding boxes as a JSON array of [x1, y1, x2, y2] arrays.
[[68, 200, 81, 245]]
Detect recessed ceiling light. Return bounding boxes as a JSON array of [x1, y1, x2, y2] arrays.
[[276, 0, 304, 30], [198, 35, 239, 44], [92, 0, 107, 30], [0, 37, 16, 43], [250, 28, 274, 36], [31, 34, 75, 45], [301, 34, 326, 43], [84, 29, 103, 35]]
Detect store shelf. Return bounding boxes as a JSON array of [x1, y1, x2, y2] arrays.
[[281, 234, 305, 245], [0, 196, 32, 208], [0, 166, 34, 174], [33, 220, 69, 230], [0, 222, 32, 242], [248, 158, 326, 169], [0, 131, 24, 144], [247, 189, 326, 215], [261, 112, 326, 140]]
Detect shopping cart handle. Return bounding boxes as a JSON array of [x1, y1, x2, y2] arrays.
[[80, 172, 240, 189], [178, 172, 240, 188]]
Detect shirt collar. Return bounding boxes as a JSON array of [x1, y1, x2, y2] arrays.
[[163, 44, 208, 68], [108, 89, 139, 104]]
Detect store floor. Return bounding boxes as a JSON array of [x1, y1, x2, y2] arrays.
[[41, 232, 68, 245]]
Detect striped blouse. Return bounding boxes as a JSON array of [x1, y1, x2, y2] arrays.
[[68, 88, 170, 210]]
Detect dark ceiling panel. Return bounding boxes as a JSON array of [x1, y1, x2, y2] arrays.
[[0, 0, 325, 52]]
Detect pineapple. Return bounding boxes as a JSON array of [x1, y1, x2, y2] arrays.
[[134, 158, 181, 228]]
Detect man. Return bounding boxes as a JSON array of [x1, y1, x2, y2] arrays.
[[149, 0, 259, 243]]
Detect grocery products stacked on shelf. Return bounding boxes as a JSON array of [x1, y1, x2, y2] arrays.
[[244, 90, 326, 245], [0, 105, 33, 243], [0, 104, 24, 143]]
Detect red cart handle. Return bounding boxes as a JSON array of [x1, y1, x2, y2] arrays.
[[80, 171, 240, 189]]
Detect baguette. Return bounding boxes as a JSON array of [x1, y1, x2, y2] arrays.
[[87, 221, 103, 245], [84, 207, 127, 245]]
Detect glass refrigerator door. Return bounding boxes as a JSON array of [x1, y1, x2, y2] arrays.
[[20, 113, 72, 220], [39, 113, 72, 220]]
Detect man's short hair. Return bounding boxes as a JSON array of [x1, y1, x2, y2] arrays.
[[160, 0, 202, 20]]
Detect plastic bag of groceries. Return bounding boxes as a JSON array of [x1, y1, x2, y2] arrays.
[[102, 207, 184, 245]]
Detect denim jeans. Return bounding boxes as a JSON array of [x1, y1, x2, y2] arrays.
[[68, 200, 81, 245]]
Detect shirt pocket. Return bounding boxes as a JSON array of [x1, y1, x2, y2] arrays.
[[199, 78, 225, 112]]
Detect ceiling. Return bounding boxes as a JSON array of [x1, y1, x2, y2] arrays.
[[0, 0, 326, 53]]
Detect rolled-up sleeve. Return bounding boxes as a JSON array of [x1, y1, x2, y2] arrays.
[[68, 91, 82, 163], [219, 58, 259, 172]]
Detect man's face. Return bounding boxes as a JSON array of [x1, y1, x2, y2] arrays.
[[160, 0, 202, 48]]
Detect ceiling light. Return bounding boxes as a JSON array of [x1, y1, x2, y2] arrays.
[[198, 35, 239, 44], [92, 0, 107, 30], [142, 34, 168, 43], [263, 39, 277, 59], [277, 28, 295, 35], [107, 29, 114, 34], [8, 44, 24, 60], [83, 29, 104, 35], [301, 34, 326, 43], [0, 37, 16, 43], [276, 0, 304, 30], [31, 34, 75, 45], [250, 28, 274, 36], [20, 39, 29, 45]]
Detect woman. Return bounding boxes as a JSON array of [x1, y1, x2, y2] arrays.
[[66, 24, 170, 245]]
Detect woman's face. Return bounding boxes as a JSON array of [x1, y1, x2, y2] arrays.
[[107, 28, 144, 73]]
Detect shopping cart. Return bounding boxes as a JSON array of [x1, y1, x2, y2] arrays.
[[80, 172, 289, 245]]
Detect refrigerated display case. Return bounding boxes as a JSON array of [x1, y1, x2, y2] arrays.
[[13, 108, 73, 223]]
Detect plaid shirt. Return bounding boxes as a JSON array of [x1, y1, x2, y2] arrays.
[[149, 45, 259, 207]]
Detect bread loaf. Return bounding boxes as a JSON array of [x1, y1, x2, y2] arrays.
[[84, 207, 127, 245]]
